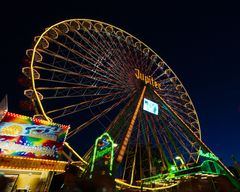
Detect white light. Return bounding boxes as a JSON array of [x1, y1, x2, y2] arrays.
[[143, 98, 159, 115]]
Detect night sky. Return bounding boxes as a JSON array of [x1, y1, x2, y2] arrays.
[[0, 1, 239, 166]]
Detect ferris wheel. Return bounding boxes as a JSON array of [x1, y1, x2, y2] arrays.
[[22, 19, 204, 190]]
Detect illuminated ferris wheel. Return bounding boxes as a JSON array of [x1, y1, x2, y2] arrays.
[[22, 19, 206, 190]]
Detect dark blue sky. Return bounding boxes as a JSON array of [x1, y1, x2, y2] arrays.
[[0, 1, 239, 166]]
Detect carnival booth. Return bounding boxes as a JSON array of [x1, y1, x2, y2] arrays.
[[0, 97, 69, 191]]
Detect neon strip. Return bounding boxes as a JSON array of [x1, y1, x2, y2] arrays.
[[116, 86, 146, 163]]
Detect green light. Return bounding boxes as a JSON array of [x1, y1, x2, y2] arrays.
[[90, 132, 114, 177], [141, 160, 224, 183], [198, 149, 219, 161], [170, 165, 177, 172], [96, 147, 112, 159]]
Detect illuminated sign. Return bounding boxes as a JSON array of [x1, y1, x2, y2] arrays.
[[0, 112, 69, 160], [198, 149, 219, 161], [96, 137, 112, 159], [90, 133, 114, 177], [135, 68, 161, 90], [96, 147, 112, 159], [143, 98, 159, 115]]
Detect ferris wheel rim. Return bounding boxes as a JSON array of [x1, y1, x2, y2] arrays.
[[29, 18, 201, 138]]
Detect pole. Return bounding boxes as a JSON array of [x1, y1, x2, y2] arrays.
[[116, 86, 146, 163]]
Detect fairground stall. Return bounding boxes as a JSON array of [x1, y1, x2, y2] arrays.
[[0, 96, 69, 191]]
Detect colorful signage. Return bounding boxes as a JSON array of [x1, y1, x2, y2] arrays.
[[90, 133, 114, 177], [0, 112, 69, 160], [135, 68, 161, 90], [143, 98, 159, 115], [96, 137, 112, 159]]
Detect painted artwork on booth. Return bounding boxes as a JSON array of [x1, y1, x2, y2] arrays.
[[0, 112, 69, 160]]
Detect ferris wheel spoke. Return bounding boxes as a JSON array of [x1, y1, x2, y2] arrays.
[[160, 130, 179, 167], [163, 105, 195, 130], [160, 92, 186, 104], [169, 106, 196, 124], [36, 76, 115, 88], [170, 122, 200, 150], [36, 85, 124, 99], [158, 84, 184, 94], [144, 119, 155, 177], [152, 113, 181, 166], [90, 29, 131, 66], [161, 94, 187, 105], [128, 122, 140, 184], [157, 78, 175, 87], [108, 36, 135, 71], [158, 103, 193, 141], [37, 48, 100, 74], [154, 91, 196, 129], [36, 76, 118, 91], [106, 95, 136, 134], [90, 34, 135, 81], [154, 71, 170, 82], [149, 65, 165, 80], [98, 31, 139, 76], [159, 106, 194, 143], [158, 95, 184, 107], [114, 37, 137, 70], [45, 90, 130, 118], [100, 32, 138, 73], [36, 85, 122, 91], [167, 123, 197, 163], [122, 36, 140, 67], [41, 87, 126, 100], [165, 103, 191, 118], [36, 61, 125, 91], [34, 65, 122, 88], [82, 30, 132, 75], [148, 113, 176, 160], [74, 29, 134, 82], [139, 51, 152, 74], [123, 40, 145, 71], [160, 99, 194, 120], [60, 30, 104, 61], [158, 92, 182, 102], [38, 40, 117, 81], [161, 122, 189, 166], [34, 63, 108, 82], [56, 30, 128, 84], [143, 112, 169, 170], [137, 110, 159, 175], [67, 93, 133, 138], [46, 33, 100, 67], [162, 124, 199, 161]]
